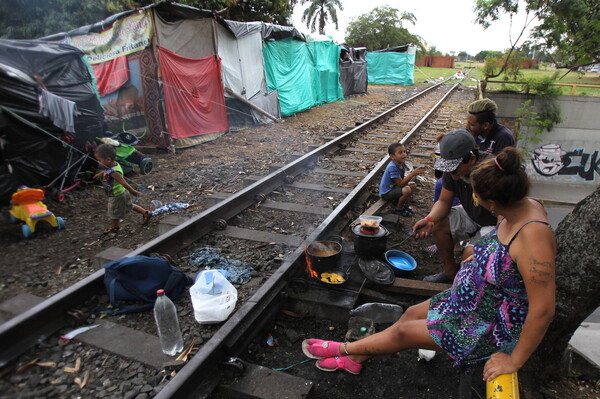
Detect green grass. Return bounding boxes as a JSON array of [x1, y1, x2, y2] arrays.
[[414, 62, 600, 96]]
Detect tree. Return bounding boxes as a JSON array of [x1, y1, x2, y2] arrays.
[[457, 51, 470, 61], [519, 185, 600, 397], [344, 6, 423, 52], [474, 50, 503, 62], [0, 0, 125, 39], [423, 46, 442, 56], [300, 0, 343, 35], [199, 0, 295, 25], [0, 0, 295, 40], [474, 0, 600, 69]]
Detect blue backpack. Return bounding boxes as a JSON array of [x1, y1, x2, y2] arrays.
[[102, 255, 193, 314]]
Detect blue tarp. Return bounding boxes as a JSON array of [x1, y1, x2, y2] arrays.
[[263, 37, 343, 116], [367, 52, 415, 85]]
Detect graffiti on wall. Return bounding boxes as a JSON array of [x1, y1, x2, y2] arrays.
[[531, 144, 600, 181]]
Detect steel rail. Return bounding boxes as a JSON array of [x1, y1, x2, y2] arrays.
[[0, 82, 456, 375]]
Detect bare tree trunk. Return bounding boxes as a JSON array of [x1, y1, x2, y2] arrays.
[[520, 185, 600, 397]]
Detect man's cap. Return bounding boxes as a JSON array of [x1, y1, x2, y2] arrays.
[[434, 129, 476, 172], [467, 98, 497, 114]]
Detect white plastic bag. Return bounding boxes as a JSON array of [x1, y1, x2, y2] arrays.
[[189, 270, 238, 324]]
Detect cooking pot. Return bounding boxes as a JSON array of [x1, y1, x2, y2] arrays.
[[307, 240, 342, 273], [352, 224, 390, 258]]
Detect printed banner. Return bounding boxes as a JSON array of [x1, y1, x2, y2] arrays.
[[63, 12, 152, 64]]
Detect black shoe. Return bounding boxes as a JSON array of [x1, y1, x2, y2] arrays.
[[423, 272, 452, 284]]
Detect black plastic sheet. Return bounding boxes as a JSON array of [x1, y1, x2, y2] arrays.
[[0, 39, 104, 205]]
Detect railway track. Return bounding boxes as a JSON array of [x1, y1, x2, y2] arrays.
[[1, 81, 469, 398]]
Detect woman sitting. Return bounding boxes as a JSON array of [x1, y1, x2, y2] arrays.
[[302, 147, 556, 382]]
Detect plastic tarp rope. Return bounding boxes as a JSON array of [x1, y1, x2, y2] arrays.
[[263, 38, 343, 117], [157, 47, 228, 140], [367, 52, 415, 85]]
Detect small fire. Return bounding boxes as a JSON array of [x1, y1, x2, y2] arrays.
[[304, 243, 318, 278]]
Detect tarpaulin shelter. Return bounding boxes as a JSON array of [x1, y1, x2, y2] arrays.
[[0, 39, 104, 205], [367, 44, 416, 85], [339, 46, 368, 97], [43, 2, 282, 149], [262, 32, 344, 117], [217, 20, 281, 126], [43, 2, 224, 149]]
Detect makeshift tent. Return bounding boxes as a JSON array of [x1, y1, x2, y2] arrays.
[[217, 20, 280, 126], [43, 3, 230, 149], [0, 39, 104, 205], [43, 2, 284, 149], [42, 2, 348, 146], [367, 45, 416, 85], [262, 33, 344, 117], [339, 46, 368, 97]]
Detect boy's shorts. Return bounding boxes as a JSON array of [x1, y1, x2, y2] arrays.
[[108, 191, 132, 219], [381, 186, 405, 203]]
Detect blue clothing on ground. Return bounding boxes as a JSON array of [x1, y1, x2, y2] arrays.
[[434, 178, 459, 206], [379, 161, 406, 196]]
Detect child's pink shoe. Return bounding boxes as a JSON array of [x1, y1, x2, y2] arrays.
[[302, 339, 343, 359], [316, 356, 362, 374]]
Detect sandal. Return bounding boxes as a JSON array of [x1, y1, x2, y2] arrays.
[[424, 244, 439, 255], [302, 339, 343, 359], [316, 356, 363, 374], [424, 244, 463, 256], [142, 211, 152, 225], [103, 226, 120, 234]]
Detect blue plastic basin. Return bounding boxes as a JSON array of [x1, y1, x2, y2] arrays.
[[384, 250, 417, 276]]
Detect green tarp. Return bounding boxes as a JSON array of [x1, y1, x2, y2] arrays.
[[367, 52, 415, 85], [263, 37, 343, 117]]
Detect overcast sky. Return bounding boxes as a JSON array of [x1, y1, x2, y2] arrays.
[[292, 0, 539, 55]]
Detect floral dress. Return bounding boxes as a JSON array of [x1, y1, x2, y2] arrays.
[[427, 220, 550, 367]]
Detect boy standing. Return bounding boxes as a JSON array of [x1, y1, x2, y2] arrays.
[[379, 143, 425, 217], [94, 143, 151, 234]]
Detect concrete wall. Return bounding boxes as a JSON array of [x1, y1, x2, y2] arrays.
[[488, 92, 600, 204]]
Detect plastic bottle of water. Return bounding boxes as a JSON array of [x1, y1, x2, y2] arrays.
[[153, 289, 184, 356]]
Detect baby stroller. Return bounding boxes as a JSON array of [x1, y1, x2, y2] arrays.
[[98, 131, 153, 175]]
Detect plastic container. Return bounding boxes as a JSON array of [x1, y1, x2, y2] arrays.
[[384, 250, 417, 276], [189, 270, 238, 324], [358, 215, 382, 229], [153, 289, 184, 356], [486, 372, 519, 399], [195, 269, 228, 283]]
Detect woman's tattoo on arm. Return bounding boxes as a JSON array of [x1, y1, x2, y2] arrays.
[[528, 257, 555, 286], [529, 256, 554, 269]]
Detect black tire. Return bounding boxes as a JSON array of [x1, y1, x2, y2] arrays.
[[139, 158, 153, 175]]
